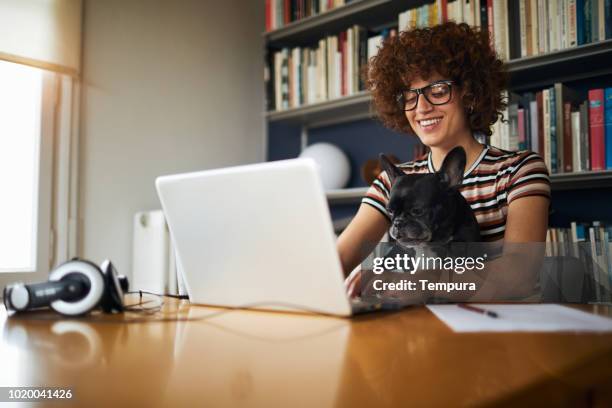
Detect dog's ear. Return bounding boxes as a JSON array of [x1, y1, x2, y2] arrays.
[[438, 147, 466, 187], [379, 154, 404, 184]]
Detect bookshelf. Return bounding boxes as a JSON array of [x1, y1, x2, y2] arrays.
[[326, 170, 612, 205], [268, 39, 612, 125], [265, 0, 406, 47], [264, 1, 612, 203]]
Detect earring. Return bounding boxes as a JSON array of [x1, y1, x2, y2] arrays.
[[468, 104, 474, 114]]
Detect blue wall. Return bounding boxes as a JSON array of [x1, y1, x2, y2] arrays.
[[268, 118, 418, 220]]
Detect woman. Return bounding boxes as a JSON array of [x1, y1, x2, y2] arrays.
[[338, 22, 550, 296]]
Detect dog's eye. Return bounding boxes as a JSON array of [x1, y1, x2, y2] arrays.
[[410, 208, 426, 217]]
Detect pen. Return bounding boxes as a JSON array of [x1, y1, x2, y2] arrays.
[[458, 304, 498, 318]]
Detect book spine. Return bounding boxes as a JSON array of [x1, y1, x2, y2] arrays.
[[518, 108, 526, 150], [530, 99, 539, 154], [564, 102, 573, 172], [538, 0, 548, 52], [358, 27, 367, 91], [266, 0, 272, 31], [589, 88, 605, 170], [592, 0, 599, 41], [577, 0, 586, 44], [550, 87, 558, 173], [543, 88, 551, 172], [572, 110, 581, 171], [442, 0, 449, 23], [284, 0, 290, 25], [605, 87, 612, 169], [580, 100, 590, 170], [281, 49, 290, 110], [561, 0, 567, 48], [549, 0, 559, 51], [568, 0, 578, 46], [537, 91, 545, 159], [607, 0, 612, 39], [520, 0, 528, 57], [508, 99, 519, 150], [506, 0, 521, 59], [480, 0, 488, 28], [585, 0, 593, 43], [554, 83, 564, 173], [599, 0, 606, 40], [529, 0, 539, 54]]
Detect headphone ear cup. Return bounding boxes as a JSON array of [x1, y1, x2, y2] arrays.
[[48, 260, 105, 316], [99, 260, 127, 313]]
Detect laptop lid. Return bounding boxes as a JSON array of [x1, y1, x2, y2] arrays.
[[156, 158, 352, 316]]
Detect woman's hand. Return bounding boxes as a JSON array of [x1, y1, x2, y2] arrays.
[[344, 267, 362, 298]]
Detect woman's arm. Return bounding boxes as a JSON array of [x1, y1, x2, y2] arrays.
[[337, 204, 390, 276], [428, 195, 550, 301], [356, 195, 550, 301]]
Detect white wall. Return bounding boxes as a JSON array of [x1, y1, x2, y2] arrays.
[[79, 0, 265, 277]]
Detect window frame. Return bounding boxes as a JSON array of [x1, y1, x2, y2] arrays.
[[0, 69, 56, 289]]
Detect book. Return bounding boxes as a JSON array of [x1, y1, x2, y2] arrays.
[[589, 88, 605, 170], [507, 94, 520, 150], [519, 0, 529, 57], [543, 90, 552, 171], [549, 87, 558, 173], [563, 102, 573, 172], [568, 0, 578, 46], [530, 98, 539, 154], [577, 0, 587, 45], [537, 91, 545, 157], [507, 0, 522, 59], [605, 87, 612, 169], [579, 100, 591, 170], [598, 0, 606, 40], [518, 108, 526, 150], [549, 0, 559, 51], [479, 0, 487, 28], [585, 0, 593, 43], [607, 0, 612, 39], [571, 110, 582, 171], [554, 83, 580, 172]]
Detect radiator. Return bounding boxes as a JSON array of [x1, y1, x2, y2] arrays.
[[132, 210, 185, 295]]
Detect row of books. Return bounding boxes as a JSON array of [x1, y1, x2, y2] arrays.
[[267, 26, 392, 111], [398, 0, 612, 61], [547, 221, 612, 302], [491, 86, 612, 173], [265, 0, 350, 32]]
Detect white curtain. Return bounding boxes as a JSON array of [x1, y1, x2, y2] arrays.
[[0, 0, 82, 77]]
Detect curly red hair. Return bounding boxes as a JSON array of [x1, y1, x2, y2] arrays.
[[366, 22, 508, 137]]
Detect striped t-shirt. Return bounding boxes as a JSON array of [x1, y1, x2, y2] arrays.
[[362, 145, 551, 241]]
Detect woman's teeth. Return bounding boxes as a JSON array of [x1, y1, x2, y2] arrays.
[[418, 118, 442, 128]]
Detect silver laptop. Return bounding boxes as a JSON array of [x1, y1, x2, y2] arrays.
[[156, 158, 401, 316]]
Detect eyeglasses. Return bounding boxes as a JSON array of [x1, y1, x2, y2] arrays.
[[396, 80, 454, 111]]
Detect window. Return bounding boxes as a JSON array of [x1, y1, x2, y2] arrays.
[[0, 60, 53, 284]]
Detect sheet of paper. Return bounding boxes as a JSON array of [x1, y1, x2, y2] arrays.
[[427, 304, 612, 333]]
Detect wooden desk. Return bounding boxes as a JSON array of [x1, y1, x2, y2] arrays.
[[1, 299, 611, 407]]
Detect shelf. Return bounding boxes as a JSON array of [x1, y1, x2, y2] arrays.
[[507, 39, 612, 91], [266, 40, 612, 127], [266, 91, 373, 127], [325, 171, 612, 204], [550, 170, 612, 191], [264, 0, 407, 48], [326, 187, 368, 204]]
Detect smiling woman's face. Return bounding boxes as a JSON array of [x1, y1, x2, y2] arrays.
[[404, 74, 471, 149]]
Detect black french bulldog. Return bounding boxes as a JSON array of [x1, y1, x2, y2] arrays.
[[380, 146, 481, 246]]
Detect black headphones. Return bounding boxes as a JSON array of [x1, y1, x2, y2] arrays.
[[3, 258, 128, 317]]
